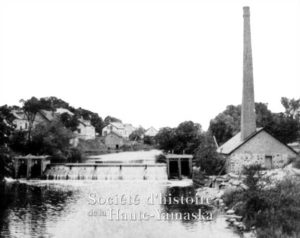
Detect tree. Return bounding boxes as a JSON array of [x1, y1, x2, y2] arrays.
[[60, 112, 79, 131], [90, 113, 104, 135], [75, 108, 104, 134], [0, 105, 15, 146], [209, 102, 299, 145], [155, 121, 202, 154], [0, 105, 15, 180], [39, 96, 72, 111], [194, 133, 225, 175], [20, 97, 51, 142], [30, 120, 74, 160], [155, 127, 177, 153], [174, 121, 202, 154], [104, 116, 122, 125], [9, 131, 28, 154], [143, 135, 156, 145], [0, 146, 13, 180], [265, 113, 300, 144], [129, 127, 145, 141], [281, 97, 300, 119]]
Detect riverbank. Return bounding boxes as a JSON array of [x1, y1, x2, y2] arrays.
[[195, 164, 300, 238]]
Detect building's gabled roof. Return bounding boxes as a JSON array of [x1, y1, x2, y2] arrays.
[[217, 128, 298, 156], [105, 131, 124, 139], [146, 126, 158, 132], [39, 110, 55, 121], [55, 108, 74, 116], [78, 118, 94, 128], [12, 111, 26, 120], [123, 123, 135, 130], [145, 126, 158, 136], [110, 122, 125, 129]]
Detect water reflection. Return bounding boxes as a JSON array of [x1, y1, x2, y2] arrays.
[[0, 181, 240, 238], [161, 186, 214, 226], [0, 182, 77, 238]]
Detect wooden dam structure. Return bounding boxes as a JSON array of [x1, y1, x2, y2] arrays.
[[13, 153, 193, 180]]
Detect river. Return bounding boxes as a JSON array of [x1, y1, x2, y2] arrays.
[[0, 150, 241, 238]]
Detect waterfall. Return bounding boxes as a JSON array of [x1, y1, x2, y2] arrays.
[[44, 164, 168, 180]]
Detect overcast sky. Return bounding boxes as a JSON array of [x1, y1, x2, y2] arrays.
[[1, 0, 299, 130]]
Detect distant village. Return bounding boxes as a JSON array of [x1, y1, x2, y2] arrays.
[[10, 103, 159, 153]]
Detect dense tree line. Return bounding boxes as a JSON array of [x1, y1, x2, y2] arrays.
[[0, 96, 125, 179], [155, 121, 225, 175], [209, 99, 300, 145], [1, 96, 300, 179]]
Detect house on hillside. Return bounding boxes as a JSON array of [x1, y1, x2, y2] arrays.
[[104, 131, 125, 149], [145, 127, 158, 137], [12, 110, 28, 131], [217, 7, 298, 174], [102, 122, 135, 138], [12, 109, 54, 131], [75, 119, 96, 140], [124, 124, 136, 138], [55, 108, 74, 115], [102, 122, 124, 137], [12, 108, 96, 141], [54, 108, 96, 140]]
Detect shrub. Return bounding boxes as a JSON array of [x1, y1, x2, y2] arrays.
[[67, 148, 82, 163], [193, 133, 226, 175], [222, 188, 244, 209], [155, 154, 166, 163], [242, 164, 264, 190], [292, 158, 300, 169], [0, 146, 14, 180], [223, 165, 300, 237]]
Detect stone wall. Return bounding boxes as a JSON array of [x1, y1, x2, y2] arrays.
[[104, 134, 124, 149], [227, 153, 289, 174], [226, 131, 298, 174]]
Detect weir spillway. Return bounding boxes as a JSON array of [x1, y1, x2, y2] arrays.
[[44, 163, 168, 180]]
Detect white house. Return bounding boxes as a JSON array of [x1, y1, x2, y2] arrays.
[[102, 122, 125, 137], [12, 108, 96, 141], [75, 118, 96, 140], [54, 108, 96, 140], [12, 109, 54, 131], [123, 124, 136, 138], [145, 127, 158, 137], [12, 110, 28, 131], [102, 122, 136, 138]]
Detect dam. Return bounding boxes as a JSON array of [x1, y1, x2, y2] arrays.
[[14, 151, 192, 180], [44, 163, 168, 180]]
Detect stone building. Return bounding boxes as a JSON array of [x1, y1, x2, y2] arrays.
[[217, 7, 298, 174], [217, 128, 298, 173], [104, 131, 125, 149]]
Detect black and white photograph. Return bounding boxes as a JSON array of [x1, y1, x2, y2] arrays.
[[0, 0, 300, 237]]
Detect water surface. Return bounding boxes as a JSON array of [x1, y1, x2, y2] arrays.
[[0, 180, 240, 238]]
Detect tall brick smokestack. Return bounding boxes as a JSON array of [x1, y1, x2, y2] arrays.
[[241, 6, 256, 141]]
